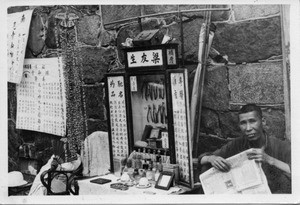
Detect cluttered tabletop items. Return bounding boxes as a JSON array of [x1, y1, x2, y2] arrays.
[[78, 148, 193, 195], [78, 173, 186, 195]]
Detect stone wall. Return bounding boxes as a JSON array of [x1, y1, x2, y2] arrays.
[[7, 5, 287, 174]]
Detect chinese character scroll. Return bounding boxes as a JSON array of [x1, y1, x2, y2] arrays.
[[7, 10, 33, 84], [170, 70, 193, 188], [16, 57, 66, 136], [107, 75, 129, 158]]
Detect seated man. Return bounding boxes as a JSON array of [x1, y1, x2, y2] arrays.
[[29, 154, 81, 195], [199, 103, 291, 193]]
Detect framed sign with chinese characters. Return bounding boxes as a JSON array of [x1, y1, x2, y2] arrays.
[[167, 69, 194, 189], [124, 44, 178, 71], [105, 73, 131, 172]]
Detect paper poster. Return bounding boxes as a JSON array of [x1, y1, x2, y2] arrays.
[[7, 9, 33, 84], [16, 57, 66, 136], [107, 76, 129, 158]]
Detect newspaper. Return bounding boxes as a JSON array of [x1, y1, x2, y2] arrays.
[[199, 149, 271, 194]]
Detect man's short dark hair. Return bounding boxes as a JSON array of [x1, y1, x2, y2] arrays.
[[238, 103, 262, 119]]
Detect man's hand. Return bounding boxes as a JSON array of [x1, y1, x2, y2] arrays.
[[50, 156, 64, 170], [207, 155, 231, 172], [246, 148, 291, 175], [246, 147, 273, 165], [50, 157, 60, 170]]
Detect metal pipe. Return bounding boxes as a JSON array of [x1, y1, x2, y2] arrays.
[[104, 7, 230, 26]]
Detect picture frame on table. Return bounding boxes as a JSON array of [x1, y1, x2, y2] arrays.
[[149, 127, 161, 139], [155, 171, 175, 190]]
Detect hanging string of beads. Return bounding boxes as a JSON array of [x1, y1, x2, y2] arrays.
[[54, 13, 68, 162], [54, 6, 86, 162]]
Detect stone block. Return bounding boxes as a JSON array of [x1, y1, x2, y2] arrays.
[[44, 14, 57, 49], [84, 84, 107, 120], [213, 16, 282, 63], [199, 108, 221, 136], [26, 13, 46, 58], [202, 66, 230, 111], [189, 65, 230, 111], [219, 111, 241, 138], [102, 5, 141, 26], [77, 15, 101, 46], [73, 5, 99, 15], [181, 19, 205, 63], [262, 108, 286, 140], [179, 5, 230, 21], [80, 47, 114, 83], [232, 5, 280, 21], [143, 5, 179, 15], [228, 61, 284, 104], [144, 5, 230, 21]]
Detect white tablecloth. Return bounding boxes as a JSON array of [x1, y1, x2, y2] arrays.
[[78, 174, 183, 195]]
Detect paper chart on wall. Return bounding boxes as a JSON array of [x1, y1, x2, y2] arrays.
[[16, 57, 66, 136], [7, 9, 33, 84]]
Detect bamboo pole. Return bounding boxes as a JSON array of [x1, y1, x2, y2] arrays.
[[190, 5, 213, 157], [280, 5, 291, 141], [103, 7, 230, 27]]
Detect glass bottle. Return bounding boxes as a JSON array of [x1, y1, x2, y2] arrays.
[[156, 149, 161, 162], [146, 167, 153, 181], [131, 150, 136, 169]]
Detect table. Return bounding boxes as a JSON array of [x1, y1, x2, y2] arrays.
[[78, 174, 189, 195]]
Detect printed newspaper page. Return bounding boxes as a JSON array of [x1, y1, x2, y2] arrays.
[[200, 149, 271, 194]]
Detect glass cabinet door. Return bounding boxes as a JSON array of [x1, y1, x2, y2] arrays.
[[128, 73, 168, 151]]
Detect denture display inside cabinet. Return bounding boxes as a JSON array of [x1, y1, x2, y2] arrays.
[[129, 72, 168, 149]]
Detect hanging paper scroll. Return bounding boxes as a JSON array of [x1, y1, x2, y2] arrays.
[[7, 9, 33, 84], [16, 57, 66, 136], [169, 69, 194, 188], [106, 75, 129, 158]]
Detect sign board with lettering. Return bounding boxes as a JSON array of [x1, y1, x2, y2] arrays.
[[124, 44, 178, 71], [105, 73, 131, 172], [167, 69, 194, 189]]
